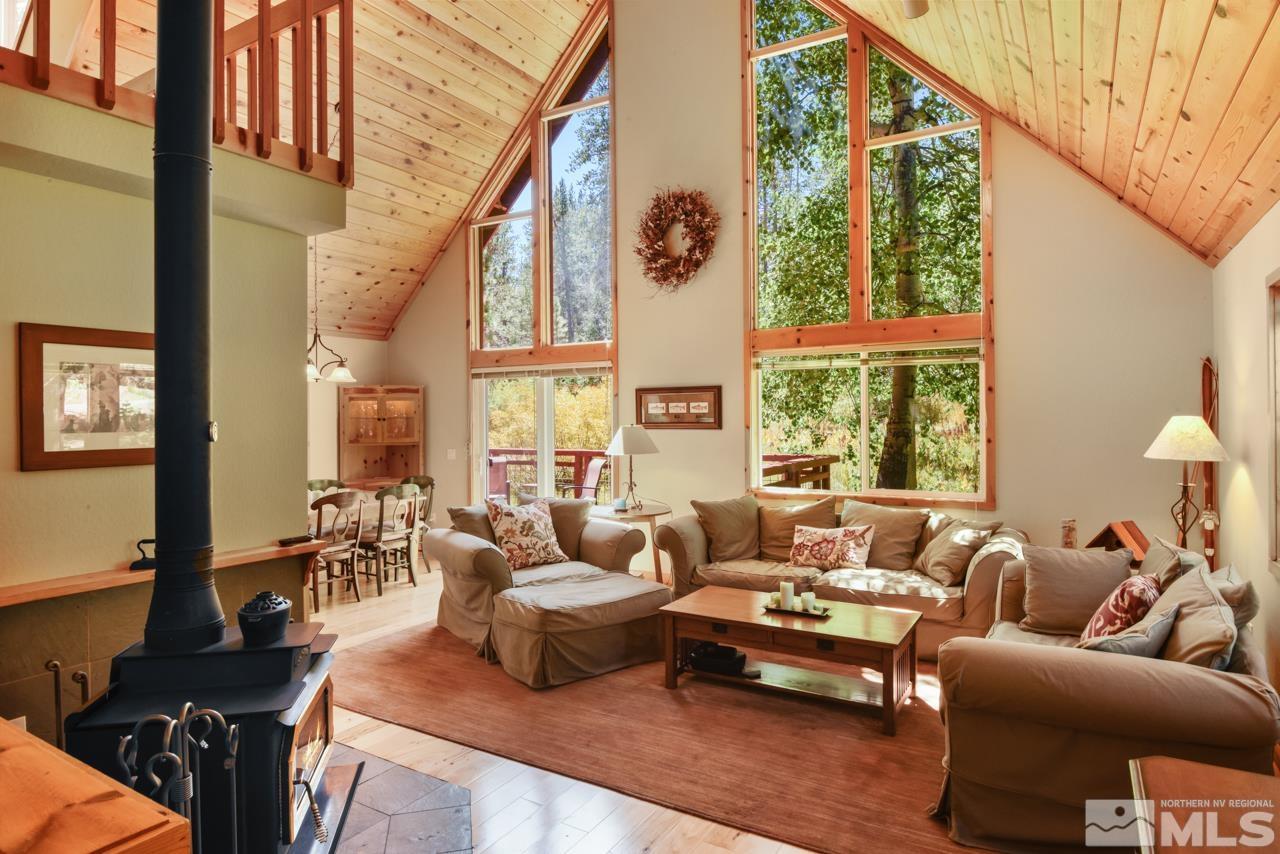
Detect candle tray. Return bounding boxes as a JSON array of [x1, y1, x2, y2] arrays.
[[762, 604, 832, 619]]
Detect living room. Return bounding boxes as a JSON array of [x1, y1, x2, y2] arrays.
[[2, 0, 1279, 852]]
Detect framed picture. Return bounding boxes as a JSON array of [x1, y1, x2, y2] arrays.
[[635, 385, 721, 430], [19, 323, 156, 471]]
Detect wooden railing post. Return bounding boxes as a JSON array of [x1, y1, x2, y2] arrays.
[[98, 0, 116, 108], [213, 0, 225, 142], [32, 0, 49, 90], [316, 13, 328, 156], [296, 0, 313, 171], [338, 0, 353, 186], [247, 45, 259, 141], [256, 0, 271, 157], [226, 54, 237, 127]]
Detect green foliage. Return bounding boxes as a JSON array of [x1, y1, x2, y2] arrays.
[[551, 105, 612, 344], [480, 219, 533, 349], [754, 0, 838, 48]]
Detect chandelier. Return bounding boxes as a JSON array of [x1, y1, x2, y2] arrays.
[[305, 238, 357, 383]]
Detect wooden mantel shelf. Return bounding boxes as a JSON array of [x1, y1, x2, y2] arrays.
[[0, 541, 325, 609]]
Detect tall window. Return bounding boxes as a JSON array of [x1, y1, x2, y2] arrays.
[[748, 0, 993, 507], [469, 10, 615, 503]]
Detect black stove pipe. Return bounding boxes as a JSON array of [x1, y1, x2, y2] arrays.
[[144, 0, 226, 651]]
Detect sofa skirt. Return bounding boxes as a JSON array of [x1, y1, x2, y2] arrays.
[[489, 612, 664, 689]]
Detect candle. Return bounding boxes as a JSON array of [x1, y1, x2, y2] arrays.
[[779, 581, 794, 610], [801, 591, 817, 612]]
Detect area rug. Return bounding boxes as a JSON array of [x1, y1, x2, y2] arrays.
[[331, 624, 954, 854]]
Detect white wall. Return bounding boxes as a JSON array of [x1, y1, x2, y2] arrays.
[[387, 237, 470, 516], [306, 337, 389, 480], [1212, 200, 1280, 675], [390, 0, 1215, 560]]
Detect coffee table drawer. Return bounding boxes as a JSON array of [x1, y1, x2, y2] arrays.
[[771, 631, 879, 664], [674, 617, 771, 646]]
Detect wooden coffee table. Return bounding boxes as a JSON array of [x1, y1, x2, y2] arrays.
[[660, 587, 921, 735]]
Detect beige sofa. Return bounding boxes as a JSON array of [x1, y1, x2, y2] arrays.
[[655, 502, 1026, 659], [936, 559, 1280, 852], [426, 503, 672, 688]]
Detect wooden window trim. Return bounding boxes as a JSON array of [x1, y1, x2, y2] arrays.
[[742, 0, 996, 511]]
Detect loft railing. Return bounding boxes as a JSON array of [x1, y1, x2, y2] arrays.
[[0, 0, 353, 187]]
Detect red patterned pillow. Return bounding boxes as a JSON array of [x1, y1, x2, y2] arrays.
[[789, 524, 874, 571], [1080, 575, 1162, 641]]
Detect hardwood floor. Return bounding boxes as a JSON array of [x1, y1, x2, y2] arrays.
[[317, 563, 814, 853]]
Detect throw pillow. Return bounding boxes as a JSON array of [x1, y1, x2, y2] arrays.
[[1153, 566, 1238, 670], [914, 510, 955, 555], [485, 499, 569, 571], [1139, 536, 1208, 590], [758, 497, 839, 562], [1019, 546, 1133, 636], [912, 518, 1003, 587], [788, 524, 875, 571], [515, 493, 592, 561], [448, 505, 496, 544], [1079, 574, 1162, 641], [1077, 606, 1180, 657], [692, 495, 760, 563], [1209, 565, 1261, 629], [839, 500, 929, 572]]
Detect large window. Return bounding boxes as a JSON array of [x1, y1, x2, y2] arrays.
[[468, 9, 615, 502], [748, 0, 992, 507]]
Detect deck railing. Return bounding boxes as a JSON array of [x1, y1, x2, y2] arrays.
[[1, 0, 353, 187]]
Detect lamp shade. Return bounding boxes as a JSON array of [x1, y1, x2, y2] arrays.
[[305, 360, 322, 381], [326, 361, 358, 384], [1144, 415, 1228, 462], [606, 425, 658, 456]]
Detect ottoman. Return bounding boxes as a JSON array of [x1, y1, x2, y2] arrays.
[[489, 572, 673, 688]]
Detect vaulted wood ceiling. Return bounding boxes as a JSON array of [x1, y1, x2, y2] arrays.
[[844, 0, 1280, 268], [66, 0, 595, 340]]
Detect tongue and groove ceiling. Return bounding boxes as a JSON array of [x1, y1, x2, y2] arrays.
[[844, 0, 1280, 270], [62, 0, 1280, 339]]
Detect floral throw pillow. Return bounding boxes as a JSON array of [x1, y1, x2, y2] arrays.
[[789, 525, 875, 571], [485, 499, 569, 571], [1080, 574, 1162, 641]]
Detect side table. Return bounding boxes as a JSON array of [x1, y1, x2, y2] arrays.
[[590, 501, 673, 584]]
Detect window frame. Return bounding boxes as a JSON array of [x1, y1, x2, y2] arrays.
[[467, 7, 616, 372], [742, 0, 995, 510]]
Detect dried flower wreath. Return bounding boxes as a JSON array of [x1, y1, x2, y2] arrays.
[[633, 188, 720, 291]]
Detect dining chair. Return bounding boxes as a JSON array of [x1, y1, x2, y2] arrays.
[[308, 490, 366, 611], [401, 475, 436, 574], [358, 484, 420, 595]]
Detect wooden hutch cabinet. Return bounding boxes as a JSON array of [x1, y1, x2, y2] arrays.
[[339, 385, 425, 487]]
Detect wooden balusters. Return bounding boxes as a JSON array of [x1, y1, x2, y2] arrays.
[[339, 0, 353, 186], [316, 13, 328, 156], [248, 45, 259, 141], [257, 0, 272, 158], [295, 0, 313, 171], [98, 0, 116, 108], [213, 0, 225, 142], [226, 55, 237, 128], [32, 0, 49, 89]]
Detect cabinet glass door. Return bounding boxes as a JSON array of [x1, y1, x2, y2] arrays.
[[382, 395, 419, 443], [345, 396, 382, 443]]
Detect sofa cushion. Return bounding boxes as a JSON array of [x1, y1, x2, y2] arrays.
[[516, 493, 592, 561], [913, 518, 1002, 586], [814, 567, 963, 622], [493, 573, 672, 633], [1080, 574, 1162, 641], [1019, 546, 1132, 636], [839, 501, 929, 572], [758, 497, 839, 562], [1140, 536, 1208, 589], [1210, 565, 1261, 629], [486, 499, 569, 571], [789, 524, 874, 570], [448, 504, 496, 543], [692, 495, 760, 563], [986, 620, 1076, 648], [694, 559, 822, 592], [1077, 606, 1179, 657], [1155, 566, 1238, 670], [511, 561, 606, 587]]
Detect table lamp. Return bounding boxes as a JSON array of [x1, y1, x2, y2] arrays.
[[1143, 415, 1228, 547], [606, 425, 659, 511]]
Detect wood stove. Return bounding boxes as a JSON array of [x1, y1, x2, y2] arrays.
[[64, 2, 356, 850]]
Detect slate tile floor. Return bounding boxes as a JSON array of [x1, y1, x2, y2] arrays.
[[330, 744, 473, 853]]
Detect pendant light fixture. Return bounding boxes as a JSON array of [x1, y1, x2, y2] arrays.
[[305, 238, 357, 383]]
